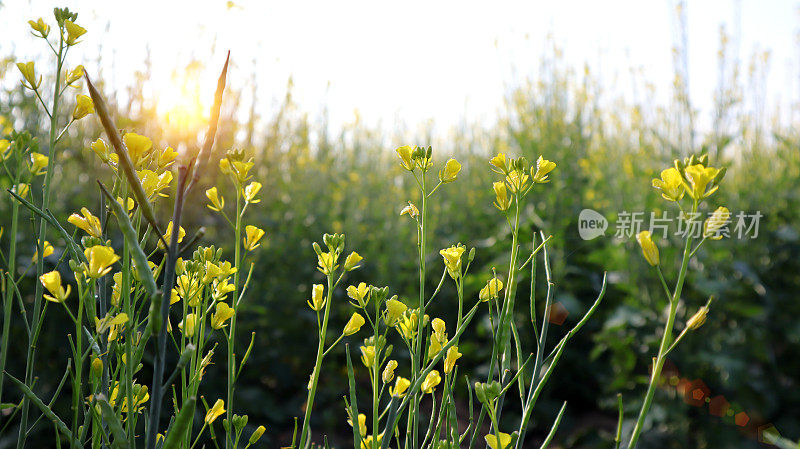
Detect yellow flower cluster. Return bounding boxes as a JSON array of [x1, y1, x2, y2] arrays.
[[490, 153, 556, 211]]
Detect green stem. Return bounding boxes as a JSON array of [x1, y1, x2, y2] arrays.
[[17, 30, 65, 449], [226, 191, 243, 449], [298, 272, 335, 448], [0, 164, 21, 408], [627, 200, 697, 449]]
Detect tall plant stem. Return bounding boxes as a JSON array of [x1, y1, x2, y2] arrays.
[[627, 201, 697, 449], [146, 166, 189, 449], [0, 171, 21, 408], [17, 32, 65, 449], [299, 273, 335, 448], [226, 192, 242, 449]]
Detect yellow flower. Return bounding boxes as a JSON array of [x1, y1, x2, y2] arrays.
[[28, 18, 50, 37], [90, 138, 111, 162], [249, 426, 266, 445], [398, 311, 420, 340], [684, 164, 720, 200], [40, 271, 71, 303], [139, 170, 173, 198], [117, 197, 135, 213], [427, 335, 444, 359], [64, 65, 84, 86], [211, 302, 235, 329], [432, 318, 446, 340], [123, 133, 153, 167], [17, 61, 41, 90], [400, 201, 419, 219], [428, 318, 448, 359], [179, 313, 198, 337], [64, 20, 87, 46], [33, 240, 54, 262], [703, 206, 730, 240], [479, 278, 504, 302], [652, 167, 685, 202], [635, 231, 659, 266], [15, 183, 30, 199], [347, 282, 370, 307], [308, 284, 326, 311], [95, 313, 128, 337], [384, 298, 407, 326], [444, 346, 462, 374], [29, 152, 48, 176], [213, 278, 236, 301], [220, 157, 255, 183], [343, 312, 365, 336], [348, 413, 367, 437], [243, 225, 265, 252], [382, 360, 398, 383], [243, 181, 262, 203], [68, 207, 103, 238], [493, 182, 512, 211], [506, 169, 529, 193], [439, 158, 461, 183], [532, 156, 556, 183], [439, 245, 466, 278], [317, 251, 337, 275], [159, 221, 186, 249], [343, 251, 363, 271], [360, 434, 383, 449], [0, 140, 10, 161], [205, 399, 225, 425], [485, 432, 513, 449], [205, 187, 225, 211], [390, 377, 411, 397], [396, 145, 415, 170], [157, 146, 178, 169], [360, 345, 376, 368], [489, 153, 509, 174], [72, 94, 94, 120], [84, 245, 120, 278], [687, 306, 709, 330], [421, 370, 441, 394], [203, 261, 223, 284]]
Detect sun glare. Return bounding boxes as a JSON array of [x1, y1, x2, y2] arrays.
[[154, 64, 212, 138]]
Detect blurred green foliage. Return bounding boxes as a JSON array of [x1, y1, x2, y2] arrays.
[[0, 37, 798, 449]]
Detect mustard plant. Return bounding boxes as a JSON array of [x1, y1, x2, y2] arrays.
[[295, 146, 607, 449], [623, 153, 727, 448], [1, 9, 267, 449]]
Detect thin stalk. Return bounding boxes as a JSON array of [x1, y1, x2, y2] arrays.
[[0, 159, 22, 408], [18, 29, 65, 449], [226, 191, 243, 449], [145, 167, 189, 449], [298, 272, 335, 448], [627, 200, 697, 449]]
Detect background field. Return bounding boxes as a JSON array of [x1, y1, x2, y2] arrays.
[[1, 1, 799, 448]]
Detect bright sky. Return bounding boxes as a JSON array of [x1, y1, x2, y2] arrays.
[[2, 0, 798, 136]]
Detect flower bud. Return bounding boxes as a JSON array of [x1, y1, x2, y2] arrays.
[[635, 231, 659, 266], [249, 425, 266, 445]]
